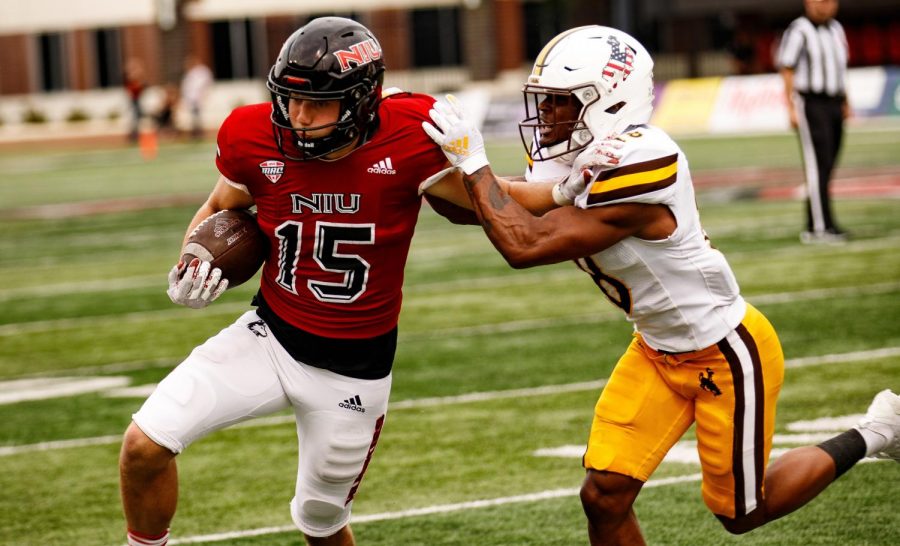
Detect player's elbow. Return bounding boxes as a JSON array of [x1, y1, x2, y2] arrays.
[[497, 244, 542, 269], [503, 255, 532, 269], [493, 229, 557, 269], [424, 194, 480, 225]]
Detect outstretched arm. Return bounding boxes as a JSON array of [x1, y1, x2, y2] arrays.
[[421, 95, 665, 267], [460, 166, 660, 267], [420, 95, 621, 221], [422, 166, 561, 219]]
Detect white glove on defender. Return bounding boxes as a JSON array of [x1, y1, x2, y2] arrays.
[[552, 138, 625, 205], [167, 259, 228, 309], [422, 95, 490, 175]]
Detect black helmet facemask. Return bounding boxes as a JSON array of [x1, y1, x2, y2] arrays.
[[267, 17, 385, 161]]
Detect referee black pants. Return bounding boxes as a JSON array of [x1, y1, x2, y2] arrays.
[[795, 93, 844, 233]]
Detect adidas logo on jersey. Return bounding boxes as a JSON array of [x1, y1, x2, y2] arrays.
[[339, 394, 366, 413], [367, 157, 396, 175]]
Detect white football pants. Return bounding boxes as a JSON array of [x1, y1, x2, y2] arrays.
[[132, 310, 392, 537]]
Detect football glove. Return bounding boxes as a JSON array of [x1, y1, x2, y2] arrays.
[[552, 138, 625, 206], [167, 258, 228, 309], [422, 95, 490, 175]]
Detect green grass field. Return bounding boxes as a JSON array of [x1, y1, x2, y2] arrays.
[[1, 128, 899, 545]]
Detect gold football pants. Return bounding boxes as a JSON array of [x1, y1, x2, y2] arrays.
[[584, 303, 784, 518]]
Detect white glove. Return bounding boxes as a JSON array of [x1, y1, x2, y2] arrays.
[[167, 259, 228, 309], [422, 95, 489, 175], [552, 138, 625, 206]]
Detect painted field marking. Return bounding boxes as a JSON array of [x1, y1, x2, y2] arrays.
[[0, 302, 252, 336], [0, 376, 129, 405], [0, 435, 123, 457], [533, 435, 861, 463], [0, 275, 164, 301], [96, 345, 900, 405], [4, 345, 897, 458], [534, 442, 807, 463], [4, 279, 898, 341], [98, 380, 613, 404], [164, 473, 705, 545], [405, 280, 900, 342], [785, 346, 900, 368], [2, 227, 893, 302]]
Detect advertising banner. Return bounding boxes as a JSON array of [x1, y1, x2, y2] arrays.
[[651, 77, 721, 135]]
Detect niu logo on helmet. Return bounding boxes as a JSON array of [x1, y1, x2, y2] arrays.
[[334, 39, 382, 72]]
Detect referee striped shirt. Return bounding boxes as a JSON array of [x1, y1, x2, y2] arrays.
[[776, 16, 848, 97]]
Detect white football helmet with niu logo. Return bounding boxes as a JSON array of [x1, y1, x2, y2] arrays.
[[519, 25, 654, 162]]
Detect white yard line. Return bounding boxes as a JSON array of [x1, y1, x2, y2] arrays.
[[4, 345, 897, 458], [750, 281, 900, 306], [785, 346, 900, 368], [3, 280, 898, 338], [0, 302, 251, 336], [166, 473, 704, 545], [6, 231, 896, 302], [0, 435, 122, 456], [390, 379, 607, 409], [402, 312, 615, 341], [0, 376, 129, 405], [405, 280, 900, 342], [0, 275, 163, 301]]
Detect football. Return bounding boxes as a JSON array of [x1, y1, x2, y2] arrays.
[[181, 209, 267, 288]]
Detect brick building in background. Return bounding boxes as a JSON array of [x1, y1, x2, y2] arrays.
[[0, 0, 897, 130]]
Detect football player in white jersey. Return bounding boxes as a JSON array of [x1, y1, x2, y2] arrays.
[[424, 25, 900, 545]]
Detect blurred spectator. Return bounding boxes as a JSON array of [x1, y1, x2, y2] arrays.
[[155, 83, 179, 137], [728, 27, 760, 75], [776, 0, 850, 244], [123, 58, 147, 143], [180, 55, 214, 139]]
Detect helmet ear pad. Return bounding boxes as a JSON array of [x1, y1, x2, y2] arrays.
[[266, 17, 386, 160]]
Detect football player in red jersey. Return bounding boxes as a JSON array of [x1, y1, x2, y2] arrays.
[[117, 17, 569, 546]]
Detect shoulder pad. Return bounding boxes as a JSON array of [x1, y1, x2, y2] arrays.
[[579, 127, 681, 207], [382, 87, 409, 99]]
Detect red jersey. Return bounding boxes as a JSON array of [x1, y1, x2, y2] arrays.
[[215, 93, 448, 338]]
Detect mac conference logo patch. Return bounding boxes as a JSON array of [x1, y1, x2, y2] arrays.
[[259, 160, 285, 183]]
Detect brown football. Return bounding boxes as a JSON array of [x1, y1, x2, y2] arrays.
[[181, 209, 267, 288]]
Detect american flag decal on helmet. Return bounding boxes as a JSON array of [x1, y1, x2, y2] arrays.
[[603, 35, 635, 82]]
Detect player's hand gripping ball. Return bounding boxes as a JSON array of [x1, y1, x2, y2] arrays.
[[167, 209, 267, 308]]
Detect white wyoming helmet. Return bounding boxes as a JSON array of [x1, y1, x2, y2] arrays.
[[519, 25, 654, 162]]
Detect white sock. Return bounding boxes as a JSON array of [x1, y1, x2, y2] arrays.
[[127, 529, 169, 546], [854, 424, 891, 456]]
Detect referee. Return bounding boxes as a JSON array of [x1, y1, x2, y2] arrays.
[[776, 0, 850, 243]]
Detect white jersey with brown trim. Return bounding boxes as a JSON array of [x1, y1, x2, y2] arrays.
[[573, 125, 746, 353]]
